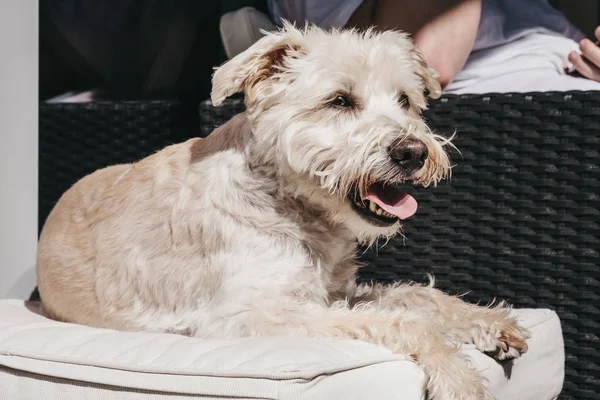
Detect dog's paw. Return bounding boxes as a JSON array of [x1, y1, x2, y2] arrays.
[[473, 317, 530, 361]]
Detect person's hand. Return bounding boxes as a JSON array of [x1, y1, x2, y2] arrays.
[[568, 26, 600, 82]]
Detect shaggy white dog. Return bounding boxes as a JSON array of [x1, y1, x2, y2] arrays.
[[37, 24, 529, 400]]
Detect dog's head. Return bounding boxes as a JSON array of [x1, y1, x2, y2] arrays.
[[212, 23, 452, 242]]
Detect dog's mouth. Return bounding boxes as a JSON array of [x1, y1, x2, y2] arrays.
[[348, 182, 418, 226]]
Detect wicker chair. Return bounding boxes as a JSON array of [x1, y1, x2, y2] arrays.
[[38, 91, 600, 399]]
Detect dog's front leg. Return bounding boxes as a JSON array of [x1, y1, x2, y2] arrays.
[[347, 281, 529, 361], [223, 300, 492, 400]]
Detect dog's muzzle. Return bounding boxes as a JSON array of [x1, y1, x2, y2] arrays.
[[347, 137, 429, 227]]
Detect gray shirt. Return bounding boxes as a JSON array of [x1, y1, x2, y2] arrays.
[[473, 0, 584, 52]]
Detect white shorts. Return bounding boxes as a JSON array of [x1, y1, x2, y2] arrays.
[[445, 32, 600, 94]]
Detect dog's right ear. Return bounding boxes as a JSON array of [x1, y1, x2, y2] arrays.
[[211, 22, 305, 106]]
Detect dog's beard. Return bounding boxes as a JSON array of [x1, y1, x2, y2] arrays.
[[314, 145, 450, 245], [257, 99, 453, 238], [312, 134, 452, 226]]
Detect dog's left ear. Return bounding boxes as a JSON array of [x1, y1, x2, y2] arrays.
[[211, 22, 305, 106], [411, 48, 442, 100]]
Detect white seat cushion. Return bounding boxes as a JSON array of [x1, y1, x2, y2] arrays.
[[0, 300, 563, 399]]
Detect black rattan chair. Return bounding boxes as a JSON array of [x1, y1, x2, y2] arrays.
[[38, 92, 600, 399]]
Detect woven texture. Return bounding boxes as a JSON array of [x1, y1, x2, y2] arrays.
[[39, 92, 600, 399], [38, 101, 199, 233]]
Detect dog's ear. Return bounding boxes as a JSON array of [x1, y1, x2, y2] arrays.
[[411, 48, 442, 100], [211, 22, 305, 106]]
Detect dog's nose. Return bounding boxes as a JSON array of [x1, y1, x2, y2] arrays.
[[390, 138, 428, 173]]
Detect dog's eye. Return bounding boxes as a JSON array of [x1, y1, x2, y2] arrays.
[[398, 93, 410, 109], [331, 94, 353, 108]]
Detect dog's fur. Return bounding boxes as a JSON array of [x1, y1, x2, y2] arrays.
[[37, 24, 529, 399]]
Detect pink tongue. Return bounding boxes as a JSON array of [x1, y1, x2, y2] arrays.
[[363, 185, 418, 220]]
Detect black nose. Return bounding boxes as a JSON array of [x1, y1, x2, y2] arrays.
[[390, 138, 428, 173]]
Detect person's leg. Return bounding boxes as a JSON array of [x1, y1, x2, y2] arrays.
[[347, 0, 481, 86]]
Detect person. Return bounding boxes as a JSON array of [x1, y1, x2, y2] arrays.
[[265, 0, 600, 93]]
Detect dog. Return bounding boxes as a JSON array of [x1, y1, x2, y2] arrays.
[[37, 23, 529, 400]]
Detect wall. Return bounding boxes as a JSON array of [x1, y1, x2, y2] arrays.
[[0, 1, 39, 299]]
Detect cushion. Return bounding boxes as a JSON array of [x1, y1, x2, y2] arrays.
[[0, 300, 563, 399]]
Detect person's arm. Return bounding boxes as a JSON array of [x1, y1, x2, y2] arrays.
[[568, 26, 600, 82], [348, 0, 481, 87]]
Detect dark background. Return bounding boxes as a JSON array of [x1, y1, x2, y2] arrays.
[[39, 0, 600, 103]]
